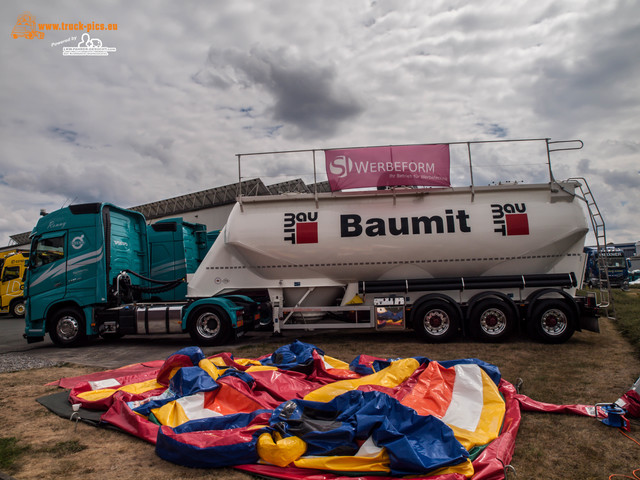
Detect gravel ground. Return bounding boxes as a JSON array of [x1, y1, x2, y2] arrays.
[[0, 353, 63, 373]]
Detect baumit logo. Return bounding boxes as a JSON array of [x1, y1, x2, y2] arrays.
[[492, 203, 529, 236], [327, 155, 353, 178], [283, 212, 318, 244]]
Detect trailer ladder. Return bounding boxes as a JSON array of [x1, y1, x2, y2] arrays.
[[568, 177, 615, 319]]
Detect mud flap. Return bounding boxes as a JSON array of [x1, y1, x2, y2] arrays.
[[579, 315, 600, 333]]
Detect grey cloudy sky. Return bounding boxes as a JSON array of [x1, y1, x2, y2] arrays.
[[1, 0, 639, 246]]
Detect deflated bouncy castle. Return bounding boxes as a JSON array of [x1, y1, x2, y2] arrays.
[[45, 341, 613, 479]]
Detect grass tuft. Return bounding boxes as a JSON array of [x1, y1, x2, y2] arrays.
[[0, 436, 30, 471], [39, 439, 87, 456]]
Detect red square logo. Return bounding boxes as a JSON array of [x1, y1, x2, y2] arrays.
[[506, 214, 529, 236], [296, 222, 318, 244]]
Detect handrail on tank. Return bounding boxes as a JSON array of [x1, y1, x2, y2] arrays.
[[235, 137, 584, 203], [545, 139, 584, 183]]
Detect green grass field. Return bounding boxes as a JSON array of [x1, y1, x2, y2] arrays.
[[612, 287, 640, 355]]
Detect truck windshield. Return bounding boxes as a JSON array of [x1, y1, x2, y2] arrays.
[[1, 266, 20, 282], [606, 257, 626, 268]]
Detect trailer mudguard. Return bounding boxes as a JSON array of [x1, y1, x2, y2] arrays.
[[526, 288, 580, 331], [410, 293, 465, 338], [410, 294, 463, 324], [466, 291, 519, 320], [525, 288, 581, 331]]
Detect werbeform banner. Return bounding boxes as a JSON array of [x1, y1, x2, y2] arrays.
[[325, 144, 450, 191]]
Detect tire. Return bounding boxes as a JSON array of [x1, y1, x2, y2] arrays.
[[527, 300, 575, 344], [413, 300, 459, 342], [469, 299, 514, 342], [188, 306, 231, 346], [49, 308, 87, 347], [10, 298, 26, 318]]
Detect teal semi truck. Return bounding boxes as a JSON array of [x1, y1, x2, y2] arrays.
[[24, 203, 259, 347], [147, 218, 213, 302]]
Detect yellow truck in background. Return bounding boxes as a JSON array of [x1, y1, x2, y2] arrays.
[[0, 251, 28, 317]]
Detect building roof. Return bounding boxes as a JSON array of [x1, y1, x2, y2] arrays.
[[131, 178, 329, 220], [9, 232, 30, 246], [131, 178, 269, 220]]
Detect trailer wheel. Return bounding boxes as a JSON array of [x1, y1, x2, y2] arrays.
[[188, 306, 231, 346], [49, 308, 87, 347], [10, 298, 26, 318], [469, 299, 514, 342], [414, 301, 459, 342], [528, 300, 575, 344]]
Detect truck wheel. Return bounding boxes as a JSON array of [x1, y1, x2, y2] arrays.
[[527, 300, 575, 344], [469, 299, 514, 342], [49, 308, 87, 347], [10, 298, 26, 318], [188, 306, 231, 346], [414, 301, 459, 342]]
